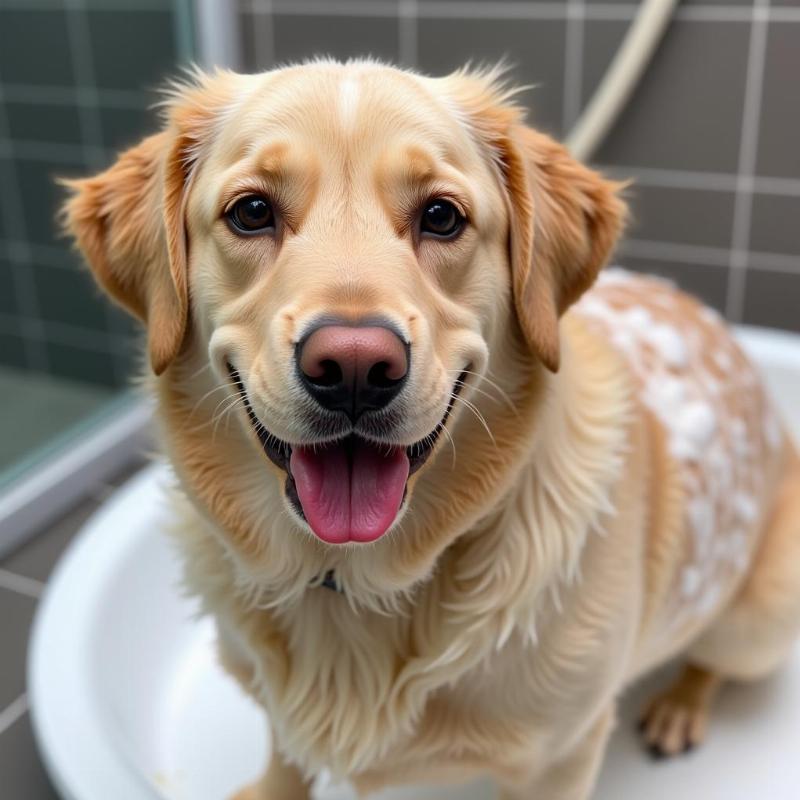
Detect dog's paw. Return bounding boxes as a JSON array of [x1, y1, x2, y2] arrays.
[[637, 665, 719, 758]]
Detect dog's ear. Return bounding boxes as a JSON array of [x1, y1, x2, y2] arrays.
[[448, 71, 627, 371], [503, 126, 627, 371], [61, 71, 235, 375]]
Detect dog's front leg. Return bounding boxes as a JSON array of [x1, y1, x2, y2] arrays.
[[499, 707, 614, 800], [229, 736, 312, 800]]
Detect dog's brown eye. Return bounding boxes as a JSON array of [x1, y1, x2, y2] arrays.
[[228, 195, 275, 234], [420, 200, 463, 239]]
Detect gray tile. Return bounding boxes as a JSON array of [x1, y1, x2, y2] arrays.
[[622, 258, 729, 314], [45, 340, 121, 387], [0, 10, 75, 87], [0, 588, 36, 711], [626, 185, 736, 250], [33, 261, 111, 332], [0, 330, 30, 371], [756, 23, 800, 180], [273, 14, 400, 66], [5, 102, 83, 147], [742, 268, 800, 333], [595, 21, 750, 173], [417, 18, 566, 136], [750, 194, 800, 258], [582, 20, 628, 107], [0, 713, 60, 800], [2, 496, 101, 582], [99, 105, 156, 154], [13, 157, 89, 248], [87, 10, 177, 92]]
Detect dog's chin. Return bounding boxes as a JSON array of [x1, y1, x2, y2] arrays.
[[227, 366, 466, 545]]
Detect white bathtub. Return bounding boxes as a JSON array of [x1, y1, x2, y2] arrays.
[[29, 326, 800, 800]]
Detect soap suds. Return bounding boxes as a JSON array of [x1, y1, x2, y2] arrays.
[[575, 268, 780, 628]]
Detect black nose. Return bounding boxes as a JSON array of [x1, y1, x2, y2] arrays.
[[296, 324, 410, 421]]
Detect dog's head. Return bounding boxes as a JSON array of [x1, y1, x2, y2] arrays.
[[64, 62, 625, 578]]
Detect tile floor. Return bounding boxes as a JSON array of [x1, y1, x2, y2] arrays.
[[0, 457, 146, 799]]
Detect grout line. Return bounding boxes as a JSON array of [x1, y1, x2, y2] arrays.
[[562, 0, 586, 132], [0, 313, 136, 354], [0, 90, 50, 372], [398, 0, 418, 68], [0, 695, 29, 737], [264, 0, 406, 18], [255, 0, 800, 22], [620, 239, 731, 268], [65, 0, 133, 385], [726, 0, 770, 323], [620, 238, 800, 275], [249, 0, 276, 69], [596, 164, 800, 197], [0, 569, 45, 600], [1, 84, 151, 110], [1, 0, 170, 8]]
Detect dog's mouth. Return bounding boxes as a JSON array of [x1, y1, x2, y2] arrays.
[[226, 365, 466, 545]]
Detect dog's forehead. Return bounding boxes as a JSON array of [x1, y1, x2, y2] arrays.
[[214, 63, 479, 169]]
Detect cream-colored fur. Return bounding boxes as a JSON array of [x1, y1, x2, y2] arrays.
[[63, 61, 800, 799]]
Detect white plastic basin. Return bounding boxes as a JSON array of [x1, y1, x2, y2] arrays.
[[29, 326, 800, 800]]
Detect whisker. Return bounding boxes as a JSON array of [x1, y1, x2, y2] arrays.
[[445, 368, 517, 414], [451, 393, 497, 448]]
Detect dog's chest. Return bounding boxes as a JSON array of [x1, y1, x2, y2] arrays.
[[574, 269, 782, 634]]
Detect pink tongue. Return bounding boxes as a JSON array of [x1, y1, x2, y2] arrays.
[[289, 439, 410, 544]]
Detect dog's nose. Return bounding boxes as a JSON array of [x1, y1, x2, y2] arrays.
[[297, 324, 409, 420]]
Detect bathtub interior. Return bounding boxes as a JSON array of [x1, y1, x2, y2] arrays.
[[29, 326, 800, 800]]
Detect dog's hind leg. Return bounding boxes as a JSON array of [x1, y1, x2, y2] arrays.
[[640, 446, 800, 757]]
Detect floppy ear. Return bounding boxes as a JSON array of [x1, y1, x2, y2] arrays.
[[62, 131, 190, 375], [447, 70, 627, 371], [503, 126, 627, 371], [61, 70, 236, 375]]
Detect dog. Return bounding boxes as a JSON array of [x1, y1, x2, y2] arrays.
[[63, 61, 800, 799]]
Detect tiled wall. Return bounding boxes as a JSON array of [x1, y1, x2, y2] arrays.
[[240, 0, 800, 333], [0, 0, 192, 386], [2, 1, 797, 390]]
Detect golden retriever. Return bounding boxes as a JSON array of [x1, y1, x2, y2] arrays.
[[63, 61, 800, 799]]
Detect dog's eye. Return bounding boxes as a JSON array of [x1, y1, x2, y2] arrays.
[[420, 200, 464, 239], [228, 195, 275, 234]]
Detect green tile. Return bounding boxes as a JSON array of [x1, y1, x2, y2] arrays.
[[99, 104, 157, 154], [45, 340, 120, 387], [0, 9, 75, 87], [87, 10, 177, 92], [0, 329, 30, 370], [0, 366, 115, 471], [0, 260, 19, 316], [12, 156, 89, 248], [33, 261, 110, 331], [5, 101, 83, 146]]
